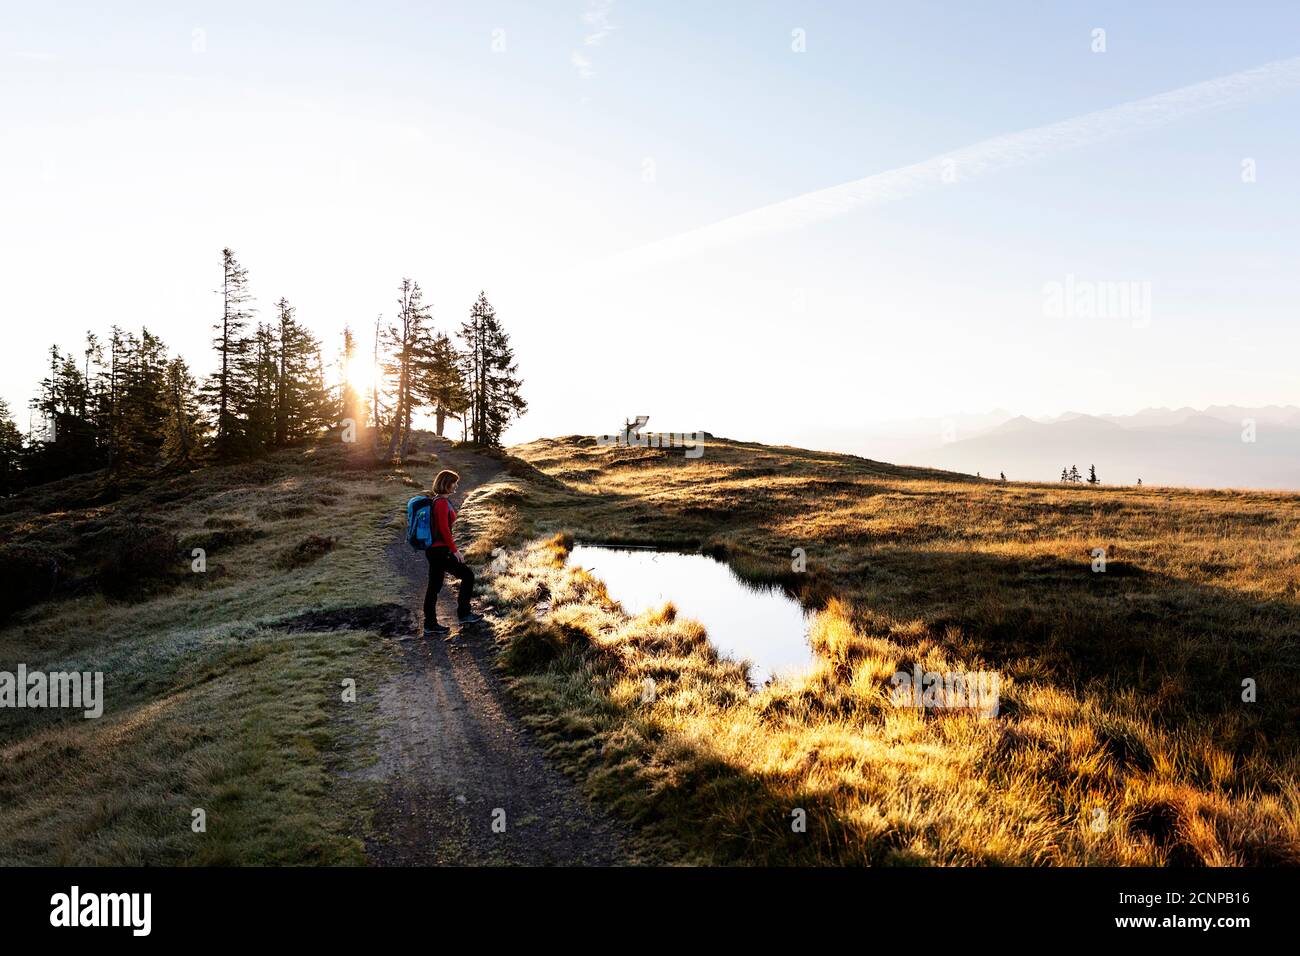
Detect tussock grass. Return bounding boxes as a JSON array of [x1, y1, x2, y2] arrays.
[[474, 436, 1300, 865], [0, 439, 439, 864], [0, 630, 383, 865]]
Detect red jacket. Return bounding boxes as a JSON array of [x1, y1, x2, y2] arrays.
[[431, 495, 457, 551]]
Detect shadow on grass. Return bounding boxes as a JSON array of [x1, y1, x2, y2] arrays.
[[487, 461, 1299, 866], [507, 469, 1298, 743]]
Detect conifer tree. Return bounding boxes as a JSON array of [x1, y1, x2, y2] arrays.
[[459, 291, 526, 447], [24, 329, 161, 479], [82, 331, 109, 461], [270, 298, 330, 446], [370, 314, 383, 450], [0, 399, 25, 494], [203, 248, 255, 458], [26, 344, 98, 481], [22, 327, 198, 480], [415, 331, 468, 438], [382, 279, 430, 460], [115, 329, 171, 471], [103, 326, 127, 471], [32, 344, 62, 443], [243, 322, 279, 451], [161, 357, 205, 467], [337, 325, 363, 430], [82, 332, 101, 418]]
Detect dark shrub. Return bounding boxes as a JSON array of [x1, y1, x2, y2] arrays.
[[498, 618, 590, 674], [99, 525, 180, 598], [276, 602, 411, 635], [1096, 718, 1155, 772], [256, 504, 313, 521], [276, 534, 337, 569], [203, 515, 250, 529], [0, 544, 62, 620], [499, 620, 565, 673], [229, 462, 284, 485], [150, 485, 196, 505], [180, 527, 266, 552]]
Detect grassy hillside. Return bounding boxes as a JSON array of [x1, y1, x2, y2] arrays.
[[469, 435, 1300, 865], [0, 439, 434, 864], [4, 430, 1295, 866]]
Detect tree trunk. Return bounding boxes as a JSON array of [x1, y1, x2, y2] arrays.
[[219, 281, 228, 442], [399, 396, 413, 457], [384, 393, 403, 461], [371, 315, 382, 452], [384, 342, 407, 461], [275, 317, 290, 447]]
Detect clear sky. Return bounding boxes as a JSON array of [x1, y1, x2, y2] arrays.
[[3, 1, 1298, 447]]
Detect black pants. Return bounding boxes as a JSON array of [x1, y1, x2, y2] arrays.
[[425, 547, 474, 624]]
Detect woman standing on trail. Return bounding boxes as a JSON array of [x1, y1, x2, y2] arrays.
[[423, 469, 483, 637]]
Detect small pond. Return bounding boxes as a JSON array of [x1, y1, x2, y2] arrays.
[[568, 544, 815, 685]]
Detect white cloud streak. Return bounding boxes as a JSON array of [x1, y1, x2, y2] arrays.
[[583, 0, 617, 46], [571, 51, 595, 80], [606, 55, 1300, 272], [572, 0, 615, 78]]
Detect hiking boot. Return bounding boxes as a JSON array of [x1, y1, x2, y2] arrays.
[[457, 612, 484, 625], [423, 622, 450, 637]]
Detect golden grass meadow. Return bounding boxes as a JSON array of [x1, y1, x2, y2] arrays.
[[467, 434, 1300, 865], [2, 431, 1297, 866]]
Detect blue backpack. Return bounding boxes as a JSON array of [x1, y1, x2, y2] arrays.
[[406, 495, 434, 549]]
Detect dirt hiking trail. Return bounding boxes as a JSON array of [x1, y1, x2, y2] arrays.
[[362, 443, 634, 865]]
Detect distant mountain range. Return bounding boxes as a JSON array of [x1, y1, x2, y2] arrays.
[[810, 406, 1300, 490]]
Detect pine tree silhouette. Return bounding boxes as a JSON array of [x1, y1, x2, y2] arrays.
[[202, 248, 255, 459], [460, 292, 527, 447], [415, 331, 469, 438]]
